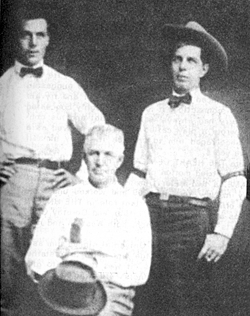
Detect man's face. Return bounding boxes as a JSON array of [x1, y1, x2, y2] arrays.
[[171, 45, 209, 94], [17, 18, 49, 66], [84, 136, 124, 189]]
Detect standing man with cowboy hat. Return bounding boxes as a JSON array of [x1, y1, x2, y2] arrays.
[[25, 124, 152, 316], [126, 21, 246, 315]]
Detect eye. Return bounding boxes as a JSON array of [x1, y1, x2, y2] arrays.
[[187, 57, 197, 64], [20, 31, 31, 39], [172, 56, 182, 63], [105, 151, 115, 158], [37, 32, 46, 38], [88, 150, 98, 157]]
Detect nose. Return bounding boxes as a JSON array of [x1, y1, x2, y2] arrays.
[[179, 59, 188, 70], [96, 153, 105, 166], [30, 34, 37, 47]]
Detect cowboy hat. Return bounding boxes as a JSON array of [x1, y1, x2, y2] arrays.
[[38, 259, 106, 315], [162, 21, 228, 71]]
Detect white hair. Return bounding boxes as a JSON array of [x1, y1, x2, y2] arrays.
[[84, 124, 125, 155]]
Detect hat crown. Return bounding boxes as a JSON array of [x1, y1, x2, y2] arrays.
[[39, 261, 107, 315], [56, 261, 96, 284], [185, 21, 208, 34]]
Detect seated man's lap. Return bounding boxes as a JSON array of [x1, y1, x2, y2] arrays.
[[99, 282, 135, 316]]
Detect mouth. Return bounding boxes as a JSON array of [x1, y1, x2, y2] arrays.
[[93, 169, 106, 176], [27, 51, 39, 56], [177, 75, 188, 81]]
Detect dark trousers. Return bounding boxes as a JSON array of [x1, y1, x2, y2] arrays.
[[1, 164, 66, 311], [138, 194, 216, 316]]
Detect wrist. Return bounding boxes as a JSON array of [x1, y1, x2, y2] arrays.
[[213, 232, 230, 240]]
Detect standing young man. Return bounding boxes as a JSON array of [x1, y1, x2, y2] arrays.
[[126, 22, 246, 315], [0, 6, 105, 313]]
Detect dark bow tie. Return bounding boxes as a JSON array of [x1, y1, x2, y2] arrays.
[[20, 67, 43, 78], [168, 93, 192, 109]]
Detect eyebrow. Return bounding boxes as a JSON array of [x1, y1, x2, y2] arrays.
[[22, 30, 47, 34], [173, 54, 199, 61], [88, 149, 116, 156]]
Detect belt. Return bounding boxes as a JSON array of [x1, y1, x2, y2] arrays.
[[15, 157, 69, 170], [145, 192, 211, 208]]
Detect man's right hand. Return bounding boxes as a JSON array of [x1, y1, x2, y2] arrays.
[[56, 238, 89, 258], [26, 262, 39, 283], [0, 158, 16, 183]]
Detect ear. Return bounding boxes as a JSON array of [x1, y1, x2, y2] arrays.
[[200, 63, 209, 78], [117, 154, 124, 169], [45, 34, 50, 47], [83, 152, 87, 164]]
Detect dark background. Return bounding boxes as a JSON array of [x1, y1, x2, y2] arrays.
[[1, 0, 250, 183], [1, 0, 250, 314]]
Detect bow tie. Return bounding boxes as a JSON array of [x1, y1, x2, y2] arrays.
[[20, 67, 43, 78], [168, 93, 192, 109]]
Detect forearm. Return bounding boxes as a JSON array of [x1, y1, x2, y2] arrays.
[[215, 175, 246, 238], [125, 173, 149, 197]]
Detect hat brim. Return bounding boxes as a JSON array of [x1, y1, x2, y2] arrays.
[[38, 269, 107, 316], [162, 23, 228, 72]]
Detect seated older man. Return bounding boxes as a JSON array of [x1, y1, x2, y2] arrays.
[[25, 124, 152, 316]]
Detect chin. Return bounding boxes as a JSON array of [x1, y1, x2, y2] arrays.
[[175, 86, 189, 94], [90, 175, 106, 184], [27, 60, 40, 66]]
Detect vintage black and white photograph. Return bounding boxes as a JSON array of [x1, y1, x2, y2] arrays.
[[1, 0, 250, 315]]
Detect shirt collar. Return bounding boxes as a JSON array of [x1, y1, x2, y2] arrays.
[[86, 177, 121, 193], [189, 88, 204, 104], [172, 87, 203, 104], [14, 60, 44, 76]]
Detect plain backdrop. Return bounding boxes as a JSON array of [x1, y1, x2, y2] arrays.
[[1, 0, 250, 182]]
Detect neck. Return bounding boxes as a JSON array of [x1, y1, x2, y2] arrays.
[[173, 88, 190, 95], [16, 59, 44, 68], [88, 177, 116, 189], [173, 86, 200, 96]]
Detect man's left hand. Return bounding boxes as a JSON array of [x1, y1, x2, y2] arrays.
[[198, 233, 230, 263], [53, 169, 81, 189]]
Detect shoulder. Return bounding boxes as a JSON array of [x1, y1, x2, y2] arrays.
[[200, 93, 238, 129], [43, 65, 89, 99], [48, 183, 87, 205], [197, 93, 235, 119], [0, 67, 15, 83], [199, 93, 228, 112], [142, 99, 169, 120], [44, 65, 82, 88]]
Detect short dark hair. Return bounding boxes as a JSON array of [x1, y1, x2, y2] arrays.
[[13, 1, 50, 36], [171, 40, 211, 65]]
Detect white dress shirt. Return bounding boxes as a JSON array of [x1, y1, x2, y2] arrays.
[[132, 88, 246, 238], [25, 180, 152, 287], [0, 61, 105, 161]]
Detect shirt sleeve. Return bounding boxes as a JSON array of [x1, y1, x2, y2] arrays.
[[215, 176, 246, 238], [76, 159, 89, 181], [134, 111, 149, 173], [66, 80, 105, 135], [95, 196, 152, 287], [125, 112, 150, 195], [25, 192, 67, 275], [215, 107, 244, 175], [214, 107, 246, 238]]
